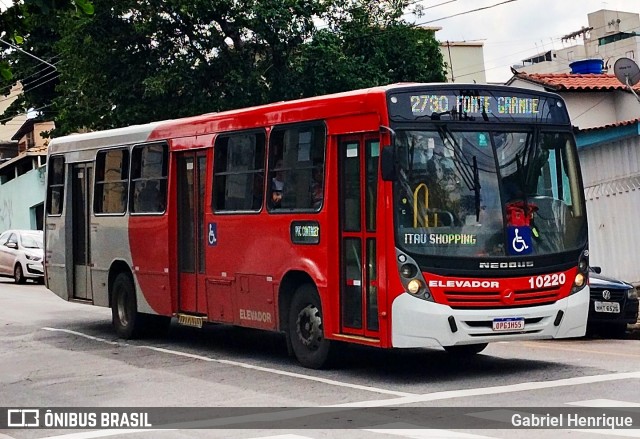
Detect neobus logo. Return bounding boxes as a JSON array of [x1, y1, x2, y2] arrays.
[[479, 261, 534, 269]]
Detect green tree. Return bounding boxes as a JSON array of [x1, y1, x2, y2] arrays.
[[1, 0, 445, 136]]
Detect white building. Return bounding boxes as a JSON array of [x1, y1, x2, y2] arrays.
[[513, 9, 640, 76]]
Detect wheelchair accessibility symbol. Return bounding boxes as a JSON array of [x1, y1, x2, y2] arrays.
[[507, 226, 532, 255], [208, 222, 217, 246]]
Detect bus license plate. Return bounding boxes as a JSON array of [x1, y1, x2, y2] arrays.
[[492, 317, 525, 331], [594, 301, 620, 313]]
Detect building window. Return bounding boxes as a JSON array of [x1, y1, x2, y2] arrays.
[[267, 122, 326, 212], [213, 131, 266, 212], [626, 51, 635, 60], [46, 155, 65, 215], [130, 142, 168, 214], [567, 51, 574, 61], [26, 131, 35, 149], [94, 148, 129, 214]]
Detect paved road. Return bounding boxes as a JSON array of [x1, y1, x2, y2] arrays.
[[1, 279, 639, 439]]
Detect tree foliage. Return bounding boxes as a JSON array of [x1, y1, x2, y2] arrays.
[[0, 0, 445, 136]]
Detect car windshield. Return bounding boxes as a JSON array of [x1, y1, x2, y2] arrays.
[[22, 233, 43, 249], [394, 128, 587, 259]]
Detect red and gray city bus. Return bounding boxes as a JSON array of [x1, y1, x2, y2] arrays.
[[44, 83, 589, 368]]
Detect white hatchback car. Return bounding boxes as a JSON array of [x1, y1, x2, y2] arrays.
[[0, 229, 44, 283]]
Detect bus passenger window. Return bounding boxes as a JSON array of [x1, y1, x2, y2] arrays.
[[95, 148, 129, 215], [213, 131, 265, 212], [47, 156, 65, 216], [267, 123, 326, 212], [130, 142, 168, 214]]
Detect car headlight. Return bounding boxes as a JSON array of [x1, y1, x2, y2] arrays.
[[628, 288, 638, 300], [26, 255, 41, 261]]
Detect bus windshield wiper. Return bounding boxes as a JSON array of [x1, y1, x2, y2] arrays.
[[436, 126, 481, 220]]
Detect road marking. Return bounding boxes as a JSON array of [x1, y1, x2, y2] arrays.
[[365, 424, 496, 438], [517, 341, 640, 359], [34, 429, 167, 439], [247, 436, 312, 439], [567, 430, 640, 437], [41, 327, 414, 397], [568, 399, 640, 408], [331, 371, 640, 407]]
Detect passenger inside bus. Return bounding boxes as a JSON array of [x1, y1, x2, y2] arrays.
[[137, 180, 163, 212], [271, 160, 285, 208], [310, 164, 323, 209]]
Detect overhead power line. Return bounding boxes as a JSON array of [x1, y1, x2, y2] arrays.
[[416, 0, 518, 25], [0, 38, 58, 70]]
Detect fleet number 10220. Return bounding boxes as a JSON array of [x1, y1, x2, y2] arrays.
[[528, 273, 566, 289]]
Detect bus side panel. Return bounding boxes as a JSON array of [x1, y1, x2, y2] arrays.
[[44, 216, 71, 301], [128, 215, 172, 315], [90, 216, 134, 308], [204, 212, 329, 331]]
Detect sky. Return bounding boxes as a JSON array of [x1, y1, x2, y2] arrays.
[[406, 0, 640, 83]]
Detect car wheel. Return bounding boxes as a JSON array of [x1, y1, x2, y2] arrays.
[[14, 264, 26, 284], [444, 343, 488, 356], [111, 272, 142, 339], [288, 284, 332, 369]]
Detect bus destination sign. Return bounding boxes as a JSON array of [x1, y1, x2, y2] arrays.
[[388, 89, 568, 124], [410, 94, 539, 117]]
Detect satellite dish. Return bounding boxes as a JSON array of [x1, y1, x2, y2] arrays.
[[614, 57, 640, 87]]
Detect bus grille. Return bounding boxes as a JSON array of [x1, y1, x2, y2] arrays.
[[443, 288, 561, 309]]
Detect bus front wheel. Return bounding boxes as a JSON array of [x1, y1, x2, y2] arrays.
[[443, 343, 488, 356], [288, 284, 332, 369], [111, 273, 141, 339]]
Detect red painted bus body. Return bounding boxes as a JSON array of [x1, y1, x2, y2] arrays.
[[45, 83, 590, 368]]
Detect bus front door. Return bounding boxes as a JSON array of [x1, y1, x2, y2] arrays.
[[339, 134, 380, 338], [176, 151, 208, 317], [71, 163, 93, 301]]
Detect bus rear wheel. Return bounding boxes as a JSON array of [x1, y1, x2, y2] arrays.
[[288, 284, 332, 369], [111, 272, 142, 339], [444, 343, 488, 356]]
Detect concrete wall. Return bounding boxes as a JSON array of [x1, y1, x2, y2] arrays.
[[0, 167, 46, 232]]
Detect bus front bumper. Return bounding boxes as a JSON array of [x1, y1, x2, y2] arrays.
[[391, 287, 589, 348]]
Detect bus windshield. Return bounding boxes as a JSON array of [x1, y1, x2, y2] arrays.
[[394, 128, 587, 258]]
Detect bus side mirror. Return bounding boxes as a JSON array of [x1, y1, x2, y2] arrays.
[[380, 146, 397, 181], [591, 266, 602, 274]]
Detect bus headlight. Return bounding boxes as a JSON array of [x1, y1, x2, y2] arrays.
[[407, 279, 423, 295], [574, 273, 585, 288], [400, 263, 418, 278]]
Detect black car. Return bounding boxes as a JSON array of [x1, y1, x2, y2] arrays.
[[588, 267, 639, 337]]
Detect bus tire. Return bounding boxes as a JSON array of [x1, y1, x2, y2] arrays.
[[444, 343, 488, 356], [111, 272, 141, 339], [288, 284, 331, 369]]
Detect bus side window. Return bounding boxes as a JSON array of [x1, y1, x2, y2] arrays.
[[47, 155, 65, 216], [130, 142, 168, 214], [267, 123, 326, 212], [212, 131, 266, 212], [94, 148, 129, 215]]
